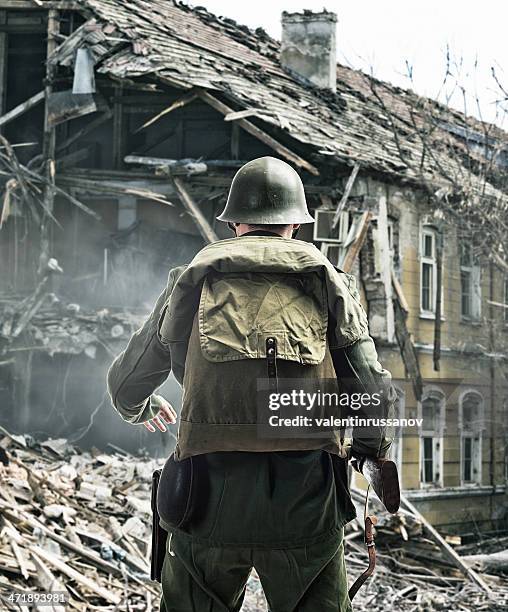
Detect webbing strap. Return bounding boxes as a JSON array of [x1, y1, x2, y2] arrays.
[[266, 337, 278, 392]]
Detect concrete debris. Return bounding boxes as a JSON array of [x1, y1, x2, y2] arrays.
[[0, 298, 144, 357], [0, 427, 162, 610], [0, 427, 506, 611]]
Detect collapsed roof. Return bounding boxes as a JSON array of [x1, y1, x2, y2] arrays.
[[45, 0, 507, 200]]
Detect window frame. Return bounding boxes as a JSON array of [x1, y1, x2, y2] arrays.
[[419, 224, 444, 318], [460, 242, 482, 321], [459, 390, 483, 486], [419, 387, 445, 488]]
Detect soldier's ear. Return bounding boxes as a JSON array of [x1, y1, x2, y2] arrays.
[[292, 224, 301, 238]]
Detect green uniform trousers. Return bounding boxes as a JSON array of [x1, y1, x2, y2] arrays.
[[158, 451, 355, 611], [159, 530, 352, 612]]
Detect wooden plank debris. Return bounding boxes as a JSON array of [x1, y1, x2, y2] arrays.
[[0, 428, 162, 608], [135, 89, 198, 132], [57, 174, 175, 207], [376, 195, 395, 341], [0, 426, 506, 610], [30, 546, 122, 605], [341, 211, 372, 273], [332, 162, 360, 230], [0, 90, 44, 128], [400, 494, 491, 593], [0, 2, 78, 8], [38, 8, 59, 277], [124, 155, 245, 174], [391, 270, 409, 313], [198, 90, 320, 176], [56, 109, 113, 153], [172, 176, 218, 243], [391, 270, 423, 401], [47, 91, 97, 127]]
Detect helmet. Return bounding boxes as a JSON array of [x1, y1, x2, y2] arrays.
[[217, 156, 314, 224]]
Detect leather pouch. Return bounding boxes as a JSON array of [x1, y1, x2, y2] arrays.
[[156, 453, 208, 531]]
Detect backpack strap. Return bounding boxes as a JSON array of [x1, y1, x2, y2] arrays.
[[266, 336, 278, 392]]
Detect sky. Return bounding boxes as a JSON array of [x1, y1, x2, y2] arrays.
[[193, 0, 507, 128]]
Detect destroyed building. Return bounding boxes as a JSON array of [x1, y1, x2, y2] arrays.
[[0, 0, 507, 534]]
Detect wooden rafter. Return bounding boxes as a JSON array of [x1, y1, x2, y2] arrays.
[[0, 90, 44, 128], [0, 2, 78, 8], [135, 89, 199, 133], [172, 176, 218, 244], [56, 109, 113, 153], [197, 90, 319, 176]]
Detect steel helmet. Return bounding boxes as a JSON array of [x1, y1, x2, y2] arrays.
[[217, 156, 314, 224]]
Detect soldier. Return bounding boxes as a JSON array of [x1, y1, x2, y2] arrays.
[[107, 156, 393, 612]]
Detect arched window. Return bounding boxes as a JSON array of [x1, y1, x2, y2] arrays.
[[420, 388, 445, 486], [460, 391, 483, 485]]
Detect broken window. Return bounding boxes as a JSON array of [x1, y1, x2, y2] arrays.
[[460, 391, 483, 485], [313, 209, 353, 267], [460, 243, 481, 320], [420, 389, 444, 486]]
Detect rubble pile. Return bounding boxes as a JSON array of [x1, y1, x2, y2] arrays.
[[344, 488, 508, 611], [0, 428, 506, 612], [0, 296, 144, 358], [0, 429, 161, 611]]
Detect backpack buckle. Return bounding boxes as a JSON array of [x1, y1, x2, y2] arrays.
[[266, 337, 278, 392]]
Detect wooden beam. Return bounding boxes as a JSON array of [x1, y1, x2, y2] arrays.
[[197, 89, 319, 176], [124, 155, 244, 170], [0, 2, 78, 9], [55, 145, 92, 170], [341, 211, 372, 273], [172, 176, 218, 243], [30, 546, 121, 605], [134, 89, 198, 133], [392, 286, 423, 401], [57, 175, 174, 207], [56, 108, 112, 153], [400, 494, 491, 593], [38, 8, 59, 277], [376, 195, 395, 341], [332, 162, 360, 230], [0, 90, 44, 128], [112, 85, 124, 169], [391, 270, 409, 313], [0, 32, 7, 130]]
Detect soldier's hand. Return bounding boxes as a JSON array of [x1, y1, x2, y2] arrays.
[[143, 395, 177, 432]]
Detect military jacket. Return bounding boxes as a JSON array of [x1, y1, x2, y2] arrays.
[[107, 235, 392, 461]]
